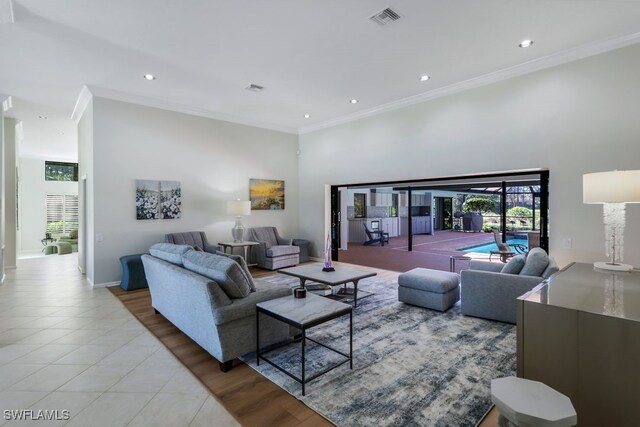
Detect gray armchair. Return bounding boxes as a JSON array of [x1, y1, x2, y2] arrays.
[[460, 250, 559, 324], [246, 227, 300, 270], [165, 231, 218, 253]]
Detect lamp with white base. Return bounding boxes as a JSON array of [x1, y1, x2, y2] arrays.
[[226, 199, 251, 243], [583, 170, 640, 272]]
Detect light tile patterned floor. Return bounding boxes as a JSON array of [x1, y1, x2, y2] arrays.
[[0, 254, 239, 427]]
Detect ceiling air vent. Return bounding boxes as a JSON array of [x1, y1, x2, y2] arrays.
[[369, 7, 400, 26], [245, 84, 265, 92]]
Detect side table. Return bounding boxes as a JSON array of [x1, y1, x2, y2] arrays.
[[217, 241, 260, 267], [449, 255, 471, 272], [257, 294, 352, 396]]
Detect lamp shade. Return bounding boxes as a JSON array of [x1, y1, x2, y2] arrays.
[[583, 170, 640, 204], [226, 200, 251, 216]]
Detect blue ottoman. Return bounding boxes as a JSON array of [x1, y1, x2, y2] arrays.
[[398, 268, 460, 312], [120, 254, 149, 291], [292, 239, 311, 263]]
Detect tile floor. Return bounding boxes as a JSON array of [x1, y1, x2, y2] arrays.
[[0, 254, 239, 427]]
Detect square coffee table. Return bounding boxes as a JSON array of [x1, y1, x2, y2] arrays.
[[278, 263, 376, 307], [256, 294, 352, 396]]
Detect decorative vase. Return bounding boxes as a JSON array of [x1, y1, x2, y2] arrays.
[[231, 217, 245, 243], [293, 287, 307, 298]]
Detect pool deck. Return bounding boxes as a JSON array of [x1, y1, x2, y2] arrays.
[[340, 230, 526, 273]]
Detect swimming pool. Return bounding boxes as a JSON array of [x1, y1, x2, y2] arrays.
[[458, 239, 528, 254]]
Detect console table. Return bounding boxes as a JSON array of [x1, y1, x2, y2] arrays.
[[517, 262, 640, 426]]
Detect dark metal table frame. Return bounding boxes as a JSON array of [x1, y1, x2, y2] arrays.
[[278, 267, 376, 308], [256, 304, 352, 396]]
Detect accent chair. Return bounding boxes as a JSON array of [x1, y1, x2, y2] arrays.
[[165, 231, 219, 253], [246, 227, 300, 270]]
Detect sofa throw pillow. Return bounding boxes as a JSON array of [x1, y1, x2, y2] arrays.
[[519, 247, 549, 277], [182, 250, 252, 298], [216, 251, 256, 292], [501, 254, 526, 274], [149, 243, 192, 266]]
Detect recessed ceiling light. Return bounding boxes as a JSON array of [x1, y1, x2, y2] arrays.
[[420, 75, 430, 81], [350, 99, 358, 104], [304, 114, 310, 119], [143, 74, 157, 81], [38, 115, 47, 119], [518, 39, 533, 48]]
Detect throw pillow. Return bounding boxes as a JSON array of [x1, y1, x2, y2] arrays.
[[216, 251, 256, 292], [182, 250, 252, 298], [519, 248, 549, 277], [501, 254, 526, 274], [149, 243, 192, 266]]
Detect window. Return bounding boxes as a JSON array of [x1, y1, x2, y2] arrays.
[[46, 194, 79, 234], [354, 193, 367, 218], [45, 161, 78, 181]]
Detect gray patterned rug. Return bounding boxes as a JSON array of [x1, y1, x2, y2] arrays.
[[243, 275, 516, 427]]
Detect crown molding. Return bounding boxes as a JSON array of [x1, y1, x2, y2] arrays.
[[71, 85, 92, 124], [299, 31, 640, 135], [79, 85, 298, 134]]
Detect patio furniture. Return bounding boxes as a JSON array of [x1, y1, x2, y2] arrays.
[[462, 212, 483, 232], [398, 268, 460, 312], [490, 229, 527, 262], [247, 227, 300, 270], [363, 223, 389, 246], [165, 231, 219, 253], [460, 248, 559, 323]]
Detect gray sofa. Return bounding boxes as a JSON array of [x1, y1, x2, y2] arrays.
[[165, 231, 219, 253], [247, 227, 300, 270], [142, 243, 293, 372], [460, 248, 559, 324]]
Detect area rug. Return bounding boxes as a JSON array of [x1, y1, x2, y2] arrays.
[[243, 275, 516, 427]]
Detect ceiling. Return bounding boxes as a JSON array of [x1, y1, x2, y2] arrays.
[[2, 0, 640, 161]]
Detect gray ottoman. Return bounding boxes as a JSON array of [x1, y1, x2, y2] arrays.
[[398, 268, 460, 312]]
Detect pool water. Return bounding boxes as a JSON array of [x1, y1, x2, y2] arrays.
[[458, 239, 528, 254]]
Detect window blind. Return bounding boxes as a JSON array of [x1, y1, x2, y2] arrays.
[[46, 194, 79, 234]]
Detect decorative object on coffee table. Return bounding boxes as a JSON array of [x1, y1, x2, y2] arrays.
[[226, 199, 251, 242], [583, 170, 640, 271], [293, 287, 307, 298], [322, 233, 335, 272], [278, 262, 376, 307]]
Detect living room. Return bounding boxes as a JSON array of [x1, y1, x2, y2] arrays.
[[1, 1, 640, 426]]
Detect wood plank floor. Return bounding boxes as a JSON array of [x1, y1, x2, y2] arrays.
[[109, 262, 499, 427]]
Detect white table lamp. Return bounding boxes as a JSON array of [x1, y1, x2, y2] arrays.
[[226, 199, 251, 243], [583, 170, 640, 271]]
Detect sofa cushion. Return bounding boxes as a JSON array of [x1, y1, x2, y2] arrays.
[[501, 254, 526, 274], [520, 248, 549, 277], [541, 257, 560, 279], [149, 243, 192, 266], [266, 245, 300, 257], [216, 251, 256, 292], [182, 250, 252, 298]]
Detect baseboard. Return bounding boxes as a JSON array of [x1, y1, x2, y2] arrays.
[[309, 257, 324, 262], [4, 265, 16, 270], [92, 281, 120, 289]]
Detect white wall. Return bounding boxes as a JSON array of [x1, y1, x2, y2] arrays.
[[87, 97, 299, 285], [298, 44, 640, 268], [18, 157, 78, 253], [4, 118, 17, 267]]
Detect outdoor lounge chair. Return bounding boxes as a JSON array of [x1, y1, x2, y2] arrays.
[[490, 229, 527, 262], [363, 223, 389, 246]]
